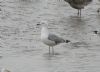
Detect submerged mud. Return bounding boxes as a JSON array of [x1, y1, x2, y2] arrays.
[[0, 0, 100, 72]]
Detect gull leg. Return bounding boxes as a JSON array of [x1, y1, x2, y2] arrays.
[[80, 9, 81, 17], [49, 46, 50, 54], [52, 47, 54, 55], [77, 9, 79, 16], [78, 9, 81, 17]]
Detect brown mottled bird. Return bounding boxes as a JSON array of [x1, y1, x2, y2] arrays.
[[64, 0, 92, 16], [40, 21, 70, 55]]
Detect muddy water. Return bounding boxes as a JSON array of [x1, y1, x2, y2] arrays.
[[0, 0, 100, 72]]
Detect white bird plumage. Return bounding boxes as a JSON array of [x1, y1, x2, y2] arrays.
[[40, 21, 70, 55]]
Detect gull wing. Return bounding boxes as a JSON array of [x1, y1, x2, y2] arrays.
[[48, 34, 65, 44]]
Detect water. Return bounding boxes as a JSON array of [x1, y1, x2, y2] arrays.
[[0, 0, 100, 72]]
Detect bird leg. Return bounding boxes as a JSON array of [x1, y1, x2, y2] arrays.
[[80, 9, 82, 17], [77, 9, 81, 17], [78, 9, 80, 16], [49, 46, 50, 54], [52, 46, 54, 55]]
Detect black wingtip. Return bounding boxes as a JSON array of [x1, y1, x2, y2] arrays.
[[66, 40, 70, 43], [93, 31, 98, 34]]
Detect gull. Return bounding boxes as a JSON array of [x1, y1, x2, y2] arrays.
[[64, 0, 92, 16], [1, 68, 10, 72], [40, 21, 70, 55]]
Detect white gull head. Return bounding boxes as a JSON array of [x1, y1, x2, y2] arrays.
[[40, 21, 48, 27]]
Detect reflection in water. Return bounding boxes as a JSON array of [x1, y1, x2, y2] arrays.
[[68, 16, 87, 28], [96, 15, 100, 25], [43, 52, 61, 60]]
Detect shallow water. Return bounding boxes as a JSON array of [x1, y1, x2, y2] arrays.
[[0, 0, 100, 72]]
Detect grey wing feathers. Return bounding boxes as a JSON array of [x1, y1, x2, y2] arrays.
[[48, 34, 65, 44]]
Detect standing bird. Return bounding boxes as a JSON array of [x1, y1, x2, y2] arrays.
[[40, 21, 70, 55], [64, 0, 92, 16]]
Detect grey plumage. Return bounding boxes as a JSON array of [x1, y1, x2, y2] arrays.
[[40, 21, 70, 55], [64, 0, 92, 16], [48, 34, 65, 44], [47, 33, 70, 55]]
